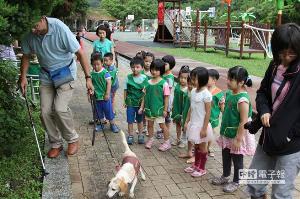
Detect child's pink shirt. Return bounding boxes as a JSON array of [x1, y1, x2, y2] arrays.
[[271, 64, 290, 112]]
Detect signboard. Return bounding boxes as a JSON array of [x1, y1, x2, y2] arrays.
[[186, 6, 191, 16], [127, 15, 134, 20], [208, 7, 216, 17]]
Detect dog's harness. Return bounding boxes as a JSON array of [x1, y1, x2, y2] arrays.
[[122, 156, 140, 175]]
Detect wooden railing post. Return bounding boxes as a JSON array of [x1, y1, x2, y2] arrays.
[[204, 21, 208, 52], [194, 9, 200, 50], [240, 21, 245, 59]]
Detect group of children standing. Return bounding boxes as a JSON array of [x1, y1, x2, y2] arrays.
[[87, 23, 300, 197], [89, 50, 256, 193]]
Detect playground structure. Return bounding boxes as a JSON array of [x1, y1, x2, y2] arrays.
[[154, 0, 278, 59], [194, 20, 272, 59], [154, 0, 192, 47]]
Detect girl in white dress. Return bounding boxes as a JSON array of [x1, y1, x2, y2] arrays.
[[184, 67, 214, 177]]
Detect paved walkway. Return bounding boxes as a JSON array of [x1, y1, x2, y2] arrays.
[[67, 39, 300, 199]]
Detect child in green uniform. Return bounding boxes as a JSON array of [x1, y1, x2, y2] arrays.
[[171, 65, 190, 148], [179, 76, 195, 164], [143, 51, 155, 79], [141, 51, 155, 135], [156, 55, 176, 139], [207, 69, 225, 157], [104, 53, 119, 114], [143, 59, 171, 151], [124, 57, 148, 145], [90, 53, 119, 133], [211, 66, 255, 193]]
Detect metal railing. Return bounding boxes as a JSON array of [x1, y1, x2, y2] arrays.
[[164, 12, 174, 36], [26, 75, 40, 102], [14, 60, 40, 102]]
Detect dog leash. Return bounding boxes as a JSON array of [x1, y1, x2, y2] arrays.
[[90, 94, 115, 159]]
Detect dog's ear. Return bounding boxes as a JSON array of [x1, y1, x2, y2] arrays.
[[118, 177, 128, 194]]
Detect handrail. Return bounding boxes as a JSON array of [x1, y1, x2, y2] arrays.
[[164, 12, 174, 34]]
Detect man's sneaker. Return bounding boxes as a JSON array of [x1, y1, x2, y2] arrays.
[[223, 182, 239, 193], [95, 124, 104, 132], [184, 164, 196, 173], [110, 124, 119, 133], [156, 130, 164, 139], [127, 135, 134, 145], [145, 138, 154, 149], [137, 134, 145, 144], [211, 176, 230, 185], [158, 140, 171, 152], [191, 169, 207, 177]]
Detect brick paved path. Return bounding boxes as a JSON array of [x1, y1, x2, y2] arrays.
[[68, 40, 300, 199]]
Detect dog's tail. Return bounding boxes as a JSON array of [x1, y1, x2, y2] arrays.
[[120, 130, 131, 153]]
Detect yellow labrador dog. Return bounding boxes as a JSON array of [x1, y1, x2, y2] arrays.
[[107, 131, 146, 198]]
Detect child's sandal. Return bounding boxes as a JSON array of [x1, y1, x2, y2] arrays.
[[137, 134, 145, 144], [127, 135, 134, 145], [178, 154, 192, 159], [186, 156, 195, 164]]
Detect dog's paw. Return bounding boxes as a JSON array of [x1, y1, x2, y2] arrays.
[[119, 192, 125, 197], [129, 192, 135, 198]]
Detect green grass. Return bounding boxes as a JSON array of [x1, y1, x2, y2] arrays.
[[0, 111, 44, 199], [151, 47, 271, 77]]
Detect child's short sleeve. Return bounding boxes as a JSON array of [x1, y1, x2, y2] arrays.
[[238, 97, 249, 104], [166, 78, 174, 89], [163, 82, 170, 96], [123, 76, 128, 90], [237, 97, 250, 112], [105, 72, 111, 79], [203, 90, 212, 103]]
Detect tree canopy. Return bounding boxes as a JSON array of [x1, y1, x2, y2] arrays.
[[0, 0, 88, 45], [101, 0, 157, 24], [100, 0, 299, 27], [183, 0, 299, 26]]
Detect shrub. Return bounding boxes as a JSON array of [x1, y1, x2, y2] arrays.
[[0, 60, 42, 157], [0, 60, 44, 198]]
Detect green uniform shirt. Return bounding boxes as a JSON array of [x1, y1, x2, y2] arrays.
[[144, 79, 166, 118], [163, 73, 174, 88], [107, 66, 118, 86], [220, 91, 252, 138], [210, 87, 224, 128], [171, 84, 187, 123], [141, 70, 152, 80], [91, 69, 109, 100], [125, 74, 148, 107], [182, 91, 191, 126]]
